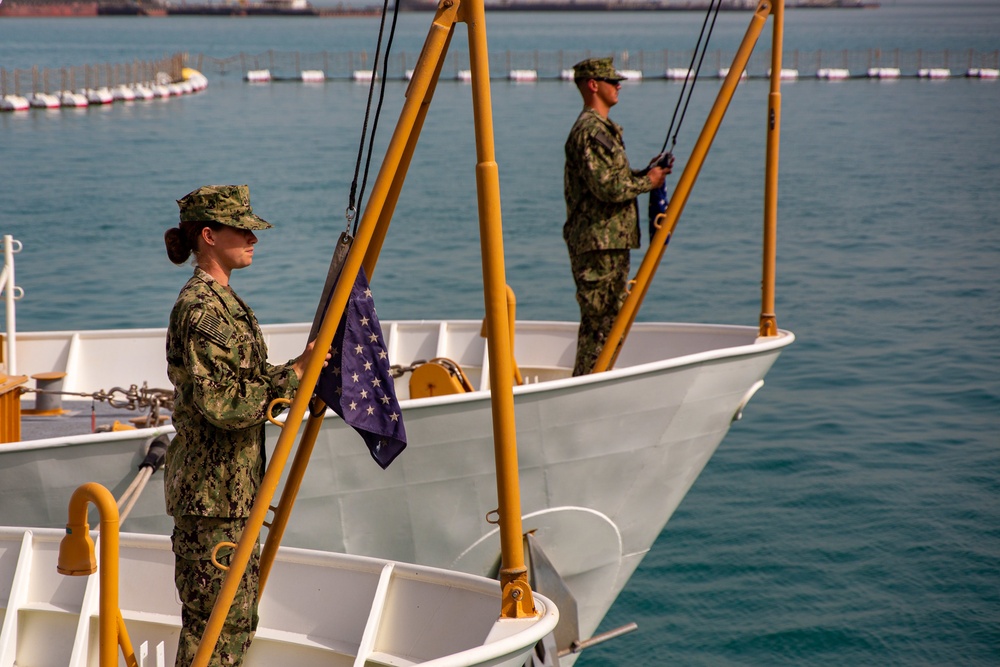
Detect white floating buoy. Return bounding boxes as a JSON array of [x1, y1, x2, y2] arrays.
[[718, 67, 748, 80], [133, 84, 155, 100], [966, 67, 999, 79], [352, 70, 377, 82], [1, 94, 30, 112], [917, 68, 951, 79], [618, 69, 642, 82], [817, 68, 851, 80], [245, 69, 272, 83], [29, 93, 61, 108], [664, 67, 692, 80], [456, 69, 473, 82], [509, 69, 538, 82], [867, 67, 901, 79], [152, 84, 171, 98], [301, 70, 325, 83], [405, 69, 415, 80], [60, 90, 89, 107], [767, 68, 799, 80], [112, 85, 136, 101], [185, 71, 209, 91], [560, 68, 575, 81]]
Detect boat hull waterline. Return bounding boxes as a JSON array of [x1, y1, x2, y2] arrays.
[[1, 318, 793, 654]]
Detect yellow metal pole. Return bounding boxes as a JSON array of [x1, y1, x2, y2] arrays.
[[58, 482, 138, 667], [462, 0, 535, 618], [591, 0, 773, 374], [761, 0, 783, 338], [192, 4, 469, 664], [256, 404, 326, 594]]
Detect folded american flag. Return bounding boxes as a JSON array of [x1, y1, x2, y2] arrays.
[[315, 268, 406, 469]]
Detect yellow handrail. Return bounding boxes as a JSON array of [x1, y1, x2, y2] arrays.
[[57, 482, 138, 667], [592, 0, 782, 374]]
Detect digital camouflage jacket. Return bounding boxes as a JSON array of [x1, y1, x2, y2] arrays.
[[563, 107, 657, 257], [165, 268, 299, 518]]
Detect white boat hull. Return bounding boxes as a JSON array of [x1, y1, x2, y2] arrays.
[[1, 319, 793, 657], [0, 526, 557, 667]]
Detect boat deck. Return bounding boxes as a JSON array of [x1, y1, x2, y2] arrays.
[[18, 399, 171, 442]]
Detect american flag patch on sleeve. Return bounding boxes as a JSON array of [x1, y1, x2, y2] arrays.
[[193, 310, 232, 348]]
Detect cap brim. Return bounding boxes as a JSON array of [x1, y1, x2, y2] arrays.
[[221, 214, 272, 230]]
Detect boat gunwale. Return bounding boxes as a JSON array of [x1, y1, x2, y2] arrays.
[[4, 322, 794, 451]]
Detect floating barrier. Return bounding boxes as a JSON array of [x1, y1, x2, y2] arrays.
[[457, 69, 472, 82], [560, 68, 574, 81], [619, 69, 642, 81], [0, 54, 204, 113], [509, 69, 538, 82], [301, 69, 325, 83]]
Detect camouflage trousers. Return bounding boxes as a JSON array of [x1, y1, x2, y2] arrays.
[[172, 515, 260, 667], [569, 249, 630, 376]]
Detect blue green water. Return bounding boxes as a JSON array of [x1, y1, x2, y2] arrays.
[[2, 4, 999, 665]]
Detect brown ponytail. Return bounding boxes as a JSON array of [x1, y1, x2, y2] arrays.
[[164, 220, 222, 265]]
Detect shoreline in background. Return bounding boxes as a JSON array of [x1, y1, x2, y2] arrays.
[[0, 0, 881, 19]]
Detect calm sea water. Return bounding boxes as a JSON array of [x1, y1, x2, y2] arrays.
[[2, 3, 999, 665]]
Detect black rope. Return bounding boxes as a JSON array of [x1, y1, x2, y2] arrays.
[[355, 1, 401, 234], [660, 0, 724, 156], [346, 0, 400, 236]]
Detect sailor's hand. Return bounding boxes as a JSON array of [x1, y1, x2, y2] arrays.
[[648, 152, 674, 174], [647, 166, 668, 188], [292, 340, 333, 380]]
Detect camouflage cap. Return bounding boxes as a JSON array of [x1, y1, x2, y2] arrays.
[[176, 184, 272, 230], [573, 57, 624, 82]]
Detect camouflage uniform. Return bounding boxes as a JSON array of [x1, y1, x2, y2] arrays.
[[564, 59, 658, 376], [165, 185, 298, 667]]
